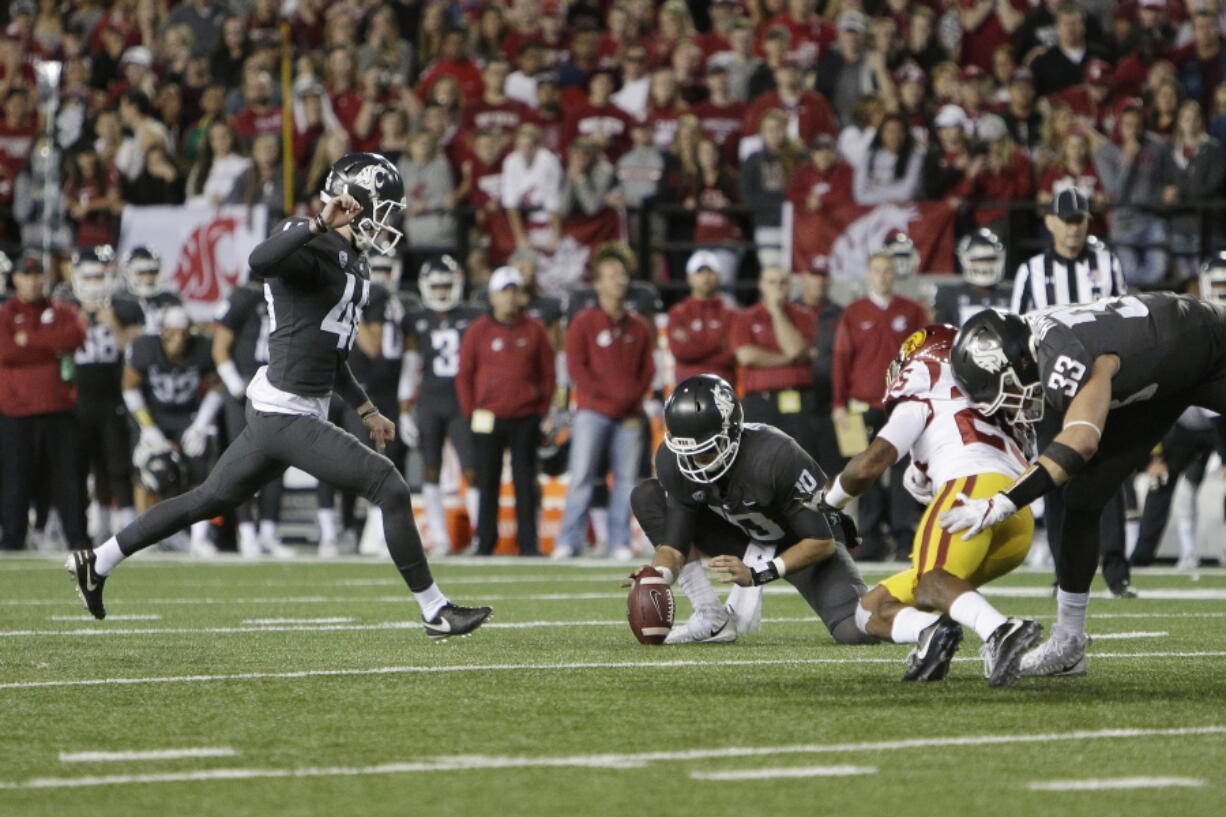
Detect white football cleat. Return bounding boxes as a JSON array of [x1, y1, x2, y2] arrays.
[[663, 608, 737, 644], [1018, 633, 1090, 677]]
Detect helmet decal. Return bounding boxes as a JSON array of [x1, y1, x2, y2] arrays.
[[900, 329, 927, 358], [713, 383, 735, 424], [968, 333, 1009, 373]]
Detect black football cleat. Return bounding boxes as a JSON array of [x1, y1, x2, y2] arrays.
[[981, 617, 1043, 688], [902, 617, 963, 682], [65, 549, 107, 620], [423, 602, 493, 640]]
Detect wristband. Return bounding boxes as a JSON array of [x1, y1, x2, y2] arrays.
[[359, 406, 380, 420], [1042, 441, 1087, 477], [1003, 465, 1056, 509], [312, 213, 328, 234], [751, 557, 786, 586], [217, 360, 246, 398], [823, 475, 853, 510]]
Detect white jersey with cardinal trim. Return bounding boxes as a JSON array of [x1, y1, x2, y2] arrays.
[[876, 356, 1030, 489]]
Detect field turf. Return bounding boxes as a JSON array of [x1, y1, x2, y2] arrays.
[[1, 555, 1224, 817]]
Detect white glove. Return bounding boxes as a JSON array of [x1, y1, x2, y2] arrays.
[[938, 493, 1017, 541], [643, 397, 664, 421], [903, 463, 934, 505], [180, 423, 210, 458], [217, 360, 248, 400], [138, 425, 170, 452], [398, 411, 419, 447]]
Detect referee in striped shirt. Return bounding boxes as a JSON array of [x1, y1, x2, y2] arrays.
[[1011, 188, 1137, 598]]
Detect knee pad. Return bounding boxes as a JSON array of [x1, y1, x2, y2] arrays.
[[854, 602, 872, 635]]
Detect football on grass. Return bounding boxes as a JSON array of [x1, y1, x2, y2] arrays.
[[627, 567, 675, 645]]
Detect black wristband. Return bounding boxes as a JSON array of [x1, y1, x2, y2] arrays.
[[1003, 465, 1056, 508], [359, 406, 379, 420], [1043, 441, 1086, 477], [750, 561, 781, 586], [313, 213, 328, 234]]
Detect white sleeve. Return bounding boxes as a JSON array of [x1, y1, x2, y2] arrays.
[[875, 400, 930, 458], [500, 155, 521, 209], [540, 151, 563, 214]]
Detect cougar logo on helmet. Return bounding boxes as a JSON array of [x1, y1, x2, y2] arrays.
[[968, 335, 1009, 373], [713, 383, 735, 424]]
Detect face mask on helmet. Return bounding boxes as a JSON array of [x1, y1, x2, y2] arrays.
[[71, 246, 117, 304], [958, 231, 1005, 288], [883, 233, 919, 278], [418, 257, 463, 311], [664, 382, 744, 484], [322, 154, 407, 256], [121, 247, 162, 297], [1199, 255, 1226, 306], [976, 367, 1045, 426]]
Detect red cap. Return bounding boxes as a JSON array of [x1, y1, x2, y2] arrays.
[[1084, 59, 1113, 85]]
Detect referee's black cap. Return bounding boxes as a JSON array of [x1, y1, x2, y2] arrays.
[[1050, 188, 1090, 221]]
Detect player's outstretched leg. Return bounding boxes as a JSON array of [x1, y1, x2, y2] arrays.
[[856, 583, 956, 681], [66, 425, 282, 619], [270, 411, 491, 639]]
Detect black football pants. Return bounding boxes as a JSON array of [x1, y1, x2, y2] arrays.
[[117, 406, 434, 591], [631, 478, 875, 645], [0, 412, 90, 550], [472, 414, 541, 555], [222, 396, 283, 524], [1131, 421, 1223, 566]]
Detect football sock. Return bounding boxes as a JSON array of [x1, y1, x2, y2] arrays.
[[1177, 519, 1197, 564], [113, 506, 135, 535], [1053, 589, 1089, 640], [238, 522, 259, 555], [422, 483, 447, 545], [91, 504, 110, 541], [93, 537, 125, 576], [890, 607, 940, 644], [258, 520, 279, 546], [678, 560, 721, 616], [590, 507, 610, 548], [190, 520, 212, 550], [414, 583, 448, 620], [316, 508, 338, 545], [948, 591, 1008, 641]]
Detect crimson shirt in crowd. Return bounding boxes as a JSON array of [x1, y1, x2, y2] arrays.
[[0, 296, 86, 416], [693, 98, 746, 163], [566, 306, 655, 419], [690, 173, 742, 246], [730, 303, 817, 393], [418, 58, 485, 105], [561, 102, 636, 157], [959, 0, 1028, 72], [832, 294, 928, 410], [785, 160, 854, 210], [0, 116, 36, 180], [233, 105, 282, 140], [760, 13, 838, 67], [456, 312, 555, 419], [65, 167, 122, 248], [460, 98, 534, 142], [743, 90, 838, 147], [667, 296, 738, 386], [950, 148, 1035, 226]]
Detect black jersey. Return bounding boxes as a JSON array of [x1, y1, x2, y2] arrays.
[[403, 304, 483, 402], [350, 282, 407, 395], [934, 283, 1012, 328], [251, 217, 371, 398], [215, 282, 270, 379], [71, 295, 145, 402], [567, 281, 662, 322], [126, 333, 214, 427], [137, 291, 184, 334], [1026, 293, 1226, 416], [657, 423, 833, 552]]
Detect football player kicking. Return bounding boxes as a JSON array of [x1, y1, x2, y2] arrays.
[[820, 325, 1041, 687], [629, 374, 876, 646], [67, 152, 493, 640], [943, 286, 1226, 677]]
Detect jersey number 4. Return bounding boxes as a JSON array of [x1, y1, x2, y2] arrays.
[[321, 273, 370, 350]]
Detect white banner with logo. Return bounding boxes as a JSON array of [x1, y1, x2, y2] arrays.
[[118, 205, 269, 322]]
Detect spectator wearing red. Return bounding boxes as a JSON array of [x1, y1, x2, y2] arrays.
[[0, 253, 89, 551], [831, 251, 926, 560], [1028, 4, 1112, 97], [667, 251, 738, 386], [1052, 59, 1127, 134], [457, 266, 555, 556], [731, 265, 819, 457], [645, 67, 690, 150], [596, 3, 638, 69], [562, 69, 636, 159], [0, 89, 36, 204], [1037, 129, 1106, 235], [418, 27, 485, 105], [459, 56, 534, 154], [232, 71, 282, 143], [459, 129, 507, 229], [763, 0, 838, 68], [958, 0, 1026, 74], [1170, 9, 1226, 110], [949, 113, 1035, 229], [787, 133, 854, 215], [500, 0, 544, 63], [744, 60, 838, 150], [1113, 2, 1175, 98], [669, 39, 707, 106], [556, 249, 655, 559], [894, 62, 932, 133], [647, 1, 695, 69], [324, 46, 369, 138], [526, 4, 570, 70], [532, 75, 566, 154], [956, 65, 996, 135], [65, 145, 124, 248], [693, 64, 745, 165], [695, 0, 741, 60], [684, 139, 742, 286]]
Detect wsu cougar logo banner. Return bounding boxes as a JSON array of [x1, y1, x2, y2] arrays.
[[786, 202, 956, 277], [118, 205, 269, 321]]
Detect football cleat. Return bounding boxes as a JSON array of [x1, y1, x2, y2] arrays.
[[980, 617, 1043, 688], [1109, 583, 1139, 599], [1018, 633, 1090, 677], [65, 549, 107, 620], [902, 617, 963, 682], [423, 602, 493, 640], [664, 608, 737, 644]]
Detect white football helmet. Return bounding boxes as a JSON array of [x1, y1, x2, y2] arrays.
[[882, 231, 920, 278], [418, 254, 464, 312], [369, 254, 403, 289], [957, 228, 1006, 288], [121, 245, 163, 297], [71, 245, 117, 304]]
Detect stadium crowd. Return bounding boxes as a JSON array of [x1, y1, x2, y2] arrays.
[[1, 0, 1225, 561]]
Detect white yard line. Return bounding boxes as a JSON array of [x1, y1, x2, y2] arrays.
[[59, 748, 237, 763], [240, 618, 354, 625], [691, 765, 877, 781], [48, 615, 162, 622], [1027, 777, 1205, 791], [1087, 632, 1168, 640], [2, 653, 1225, 692], [2, 727, 1222, 790]]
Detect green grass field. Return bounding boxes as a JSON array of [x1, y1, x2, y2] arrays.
[[1, 555, 1224, 817]]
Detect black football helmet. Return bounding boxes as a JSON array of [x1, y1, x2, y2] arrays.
[[121, 245, 162, 297], [951, 309, 1043, 426], [320, 152, 406, 256], [1199, 251, 1226, 306], [418, 254, 464, 312], [956, 228, 1005, 288], [664, 374, 743, 483], [134, 445, 186, 496]]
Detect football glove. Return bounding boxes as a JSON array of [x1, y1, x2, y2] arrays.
[[816, 500, 861, 550], [180, 423, 210, 458], [398, 411, 419, 447], [938, 493, 1017, 541], [903, 463, 934, 504], [138, 425, 170, 452]]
